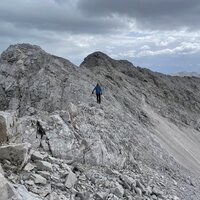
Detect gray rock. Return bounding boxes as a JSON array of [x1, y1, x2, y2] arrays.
[[0, 164, 4, 175], [0, 111, 17, 144], [37, 171, 51, 179], [31, 173, 47, 185], [42, 114, 75, 160], [65, 170, 77, 189], [75, 191, 90, 200], [145, 186, 152, 195], [23, 162, 35, 172], [95, 192, 107, 200], [24, 180, 35, 186], [31, 150, 47, 161], [151, 195, 157, 200], [0, 143, 31, 170], [152, 186, 163, 196], [49, 192, 60, 200], [136, 180, 145, 192], [0, 173, 20, 200], [68, 102, 78, 121], [113, 182, 124, 198], [106, 194, 119, 200], [121, 174, 136, 189], [35, 160, 53, 172], [173, 196, 180, 200], [17, 185, 43, 200], [135, 187, 142, 196]]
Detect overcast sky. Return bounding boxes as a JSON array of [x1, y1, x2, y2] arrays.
[[1, 0, 200, 74]]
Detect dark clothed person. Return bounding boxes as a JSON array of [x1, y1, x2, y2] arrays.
[[92, 84, 102, 104]]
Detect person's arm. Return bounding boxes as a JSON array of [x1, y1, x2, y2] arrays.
[[92, 86, 96, 94]]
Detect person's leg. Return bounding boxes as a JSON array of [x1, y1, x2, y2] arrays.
[[96, 94, 99, 103], [97, 94, 100, 104], [99, 94, 101, 104]]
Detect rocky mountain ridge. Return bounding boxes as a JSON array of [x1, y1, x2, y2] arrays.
[[173, 71, 200, 77], [0, 43, 200, 200]]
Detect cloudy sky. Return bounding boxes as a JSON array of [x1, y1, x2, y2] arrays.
[[1, 0, 200, 74]]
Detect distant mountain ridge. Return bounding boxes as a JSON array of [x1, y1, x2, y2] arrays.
[[173, 71, 200, 77]]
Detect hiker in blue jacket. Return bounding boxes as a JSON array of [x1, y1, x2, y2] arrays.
[[92, 83, 102, 104]]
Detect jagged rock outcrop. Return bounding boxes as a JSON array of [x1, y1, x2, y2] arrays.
[[0, 43, 200, 199], [0, 111, 18, 144]]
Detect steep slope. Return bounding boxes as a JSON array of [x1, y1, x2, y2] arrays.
[[81, 51, 200, 173], [0, 44, 200, 199]]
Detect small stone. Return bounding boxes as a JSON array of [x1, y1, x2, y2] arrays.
[[152, 186, 163, 196], [136, 180, 145, 192], [173, 179, 177, 186], [31, 151, 47, 161], [24, 163, 35, 172], [75, 191, 90, 200], [135, 187, 142, 196], [25, 180, 35, 186], [113, 182, 124, 198], [65, 170, 77, 189], [37, 171, 51, 179], [49, 192, 60, 200], [95, 192, 107, 200], [35, 160, 53, 172], [121, 174, 135, 187], [51, 174, 61, 183], [145, 186, 152, 195], [173, 196, 180, 200], [3, 160, 11, 165], [31, 174, 47, 185], [106, 194, 119, 200], [151, 195, 157, 200]]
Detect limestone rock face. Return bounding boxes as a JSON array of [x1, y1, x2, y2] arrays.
[[0, 43, 78, 115], [0, 111, 17, 144]]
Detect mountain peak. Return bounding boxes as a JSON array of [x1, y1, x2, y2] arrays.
[[80, 51, 115, 69], [1, 43, 46, 64]]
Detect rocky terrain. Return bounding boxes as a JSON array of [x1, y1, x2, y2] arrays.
[[0, 43, 200, 200]]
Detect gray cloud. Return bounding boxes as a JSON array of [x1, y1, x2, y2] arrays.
[[0, 0, 200, 74], [0, 0, 128, 34], [78, 0, 200, 30]]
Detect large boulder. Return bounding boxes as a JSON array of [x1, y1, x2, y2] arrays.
[[16, 113, 75, 159], [0, 143, 31, 170], [44, 114, 75, 159]]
